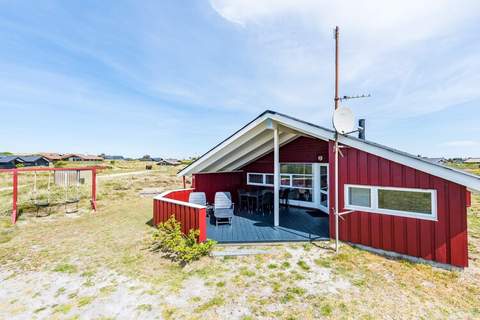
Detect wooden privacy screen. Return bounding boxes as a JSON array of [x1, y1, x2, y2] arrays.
[[153, 188, 207, 242]]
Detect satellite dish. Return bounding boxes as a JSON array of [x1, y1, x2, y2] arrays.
[[333, 106, 355, 134]]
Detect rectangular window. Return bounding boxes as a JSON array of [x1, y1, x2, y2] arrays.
[[265, 174, 274, 185], [247, 163, 314, 203], [281, 163, 312, 175], [280, 175, 291, 186], [248, 173, 263, 184], [247, 173, 274, 186], [292, 175, 312, 188], [378, 189, 432, 215], [348, 186, 371, 208], [344, 184, 437, 221]]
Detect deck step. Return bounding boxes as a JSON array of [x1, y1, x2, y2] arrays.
[[211, 249, 274, 257]]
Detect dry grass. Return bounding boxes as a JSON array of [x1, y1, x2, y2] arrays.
[[0, 167, 479, 319], [448, 161, 480, 176]]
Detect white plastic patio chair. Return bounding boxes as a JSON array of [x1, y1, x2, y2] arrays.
[[188, 192, 207, 206], [213, 192, 234, 226]]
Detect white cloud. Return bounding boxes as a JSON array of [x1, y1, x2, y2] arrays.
[[210, 0, 478, 43], [209, 0, 480, 121]]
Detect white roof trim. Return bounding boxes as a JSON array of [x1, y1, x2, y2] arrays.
[[178, 111, 480, 192]]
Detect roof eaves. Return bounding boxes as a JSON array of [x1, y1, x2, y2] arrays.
[[177, 109, 480, 191], [177, 111, 273, 176]]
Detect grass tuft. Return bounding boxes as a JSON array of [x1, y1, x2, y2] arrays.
[[137, 304, 153, 312], [54, 304, 72, 314], [297, 260, 310, 271], [77, 296, 94, 307], [53, 263, 77, 274], [194, 296, 225, 313]]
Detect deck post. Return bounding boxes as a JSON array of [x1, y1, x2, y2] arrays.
[[274, 125, 280, 227]]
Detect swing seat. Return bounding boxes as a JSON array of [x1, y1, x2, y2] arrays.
[[34, 201, 50, 208], [65, 198, 80, 214], [34, 200, 51, 217], [66, 198, 80, 204]]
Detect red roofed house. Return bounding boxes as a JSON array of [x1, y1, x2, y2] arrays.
[[154, 111, 480, 268]]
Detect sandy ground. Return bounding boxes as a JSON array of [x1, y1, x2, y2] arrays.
[[1, 168, 478, 319], [0, 245, 354, 320]]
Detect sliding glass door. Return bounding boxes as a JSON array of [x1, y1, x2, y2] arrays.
[[246, 162, 329, 212]]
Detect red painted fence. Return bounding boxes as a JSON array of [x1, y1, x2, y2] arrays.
[[153, 188, 207, 242]]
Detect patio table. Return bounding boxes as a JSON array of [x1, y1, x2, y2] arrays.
[[244, 191, 261, 212]]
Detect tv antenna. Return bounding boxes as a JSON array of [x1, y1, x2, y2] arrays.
[[339, 94, 371, 101]]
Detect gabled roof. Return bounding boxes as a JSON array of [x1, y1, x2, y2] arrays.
[[62, 154, 104, 161], [178, 110, 480, 192], [18, 156, 50, 163], [39, 153, 63, 161], [0, 156, 22, 163]]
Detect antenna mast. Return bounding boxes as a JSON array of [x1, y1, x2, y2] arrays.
[[333, 26, 340, 253], [334, 26, 340, 110], [332, 27, 370, 253]]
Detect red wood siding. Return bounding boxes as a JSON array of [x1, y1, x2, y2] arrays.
[[193, 172, 244, 203], [328, 141, 469, 267], [242, 136, 329, 173], [153, 189, 206, 242]]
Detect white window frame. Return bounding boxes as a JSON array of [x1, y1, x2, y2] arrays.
[[344, 184, 437, 221], [246, 163, 329, 210], [279, 163, 314, 190], [247, 173, 274, 186]]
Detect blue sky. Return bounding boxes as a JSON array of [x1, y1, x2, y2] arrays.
[[0, 0, 479, 158]]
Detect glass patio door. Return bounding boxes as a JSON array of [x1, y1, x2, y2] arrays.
[[318, 163, 329, 212]]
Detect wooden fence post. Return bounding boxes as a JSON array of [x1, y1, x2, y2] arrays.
[[91, 167, 97, 211], [12, 169, 18, 224]]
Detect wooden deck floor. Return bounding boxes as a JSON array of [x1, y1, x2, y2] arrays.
[[206, 207, 329, 243]]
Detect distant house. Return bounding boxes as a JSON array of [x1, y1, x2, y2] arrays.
[[40, 153, 63, 162], [465, 157, 480, 164], [62, 154, 104, 162], [423, 157, 447, 165], [156, 158, 182, 166], [104, 155, 124, 160], [450, 158, 465, 163], [0, 156, 24, 169], [18, 156, 51, 167]]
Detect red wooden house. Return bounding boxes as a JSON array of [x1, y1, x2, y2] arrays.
[[154, 110, 480, 268]]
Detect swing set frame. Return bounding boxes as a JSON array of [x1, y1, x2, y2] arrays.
[[0, 166, 100, 224]]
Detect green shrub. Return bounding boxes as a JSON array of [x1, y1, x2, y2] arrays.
[[15, 163, 24, 168], [151, 215, 215, 265]]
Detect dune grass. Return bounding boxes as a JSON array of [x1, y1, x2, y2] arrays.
[[0, 167, 479, 319]]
